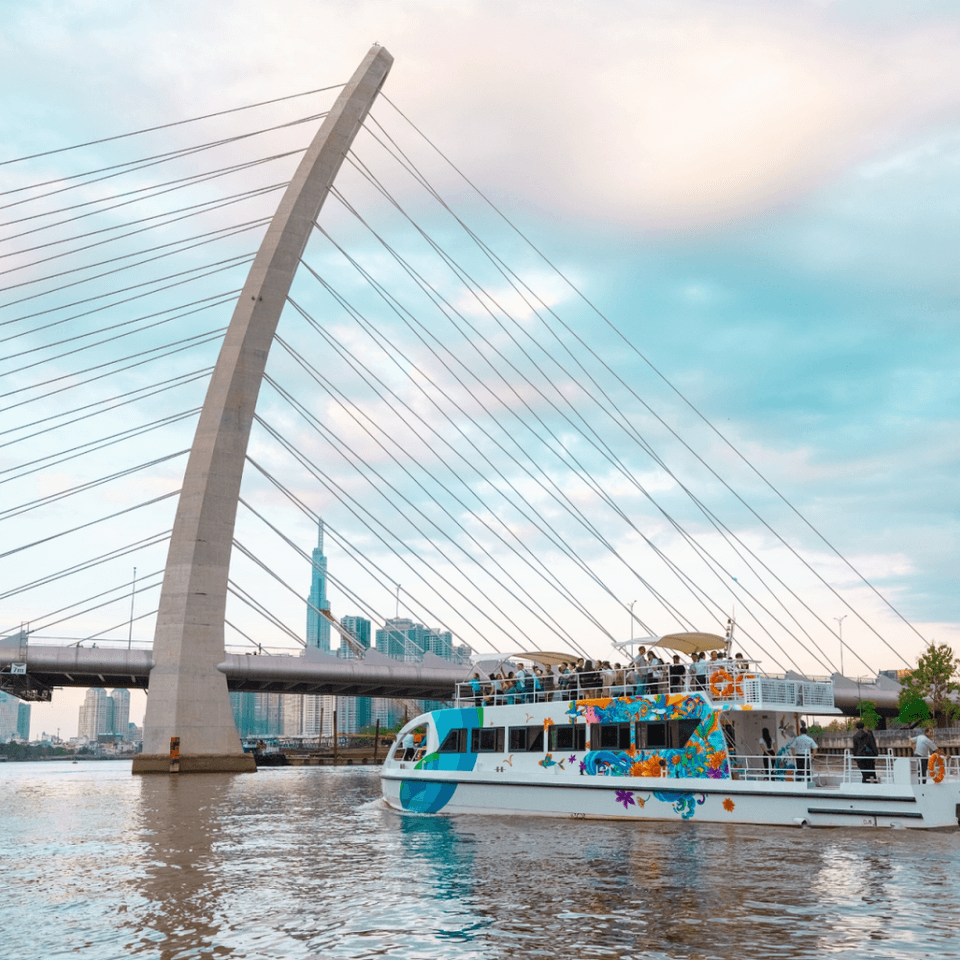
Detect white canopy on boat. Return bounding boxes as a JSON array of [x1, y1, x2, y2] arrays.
[[484, 650, 575, 668], [613, 632, 728, 657]]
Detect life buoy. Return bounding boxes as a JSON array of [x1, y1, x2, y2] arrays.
[[709, 668, 735, 699], [929, 752, 946, 784], [734, 673, 756, 697]]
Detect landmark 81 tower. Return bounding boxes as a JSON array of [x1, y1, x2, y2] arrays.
[[306, 519, 332, 652]]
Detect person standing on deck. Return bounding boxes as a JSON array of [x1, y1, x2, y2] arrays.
[[851, 720, 879, 783], [633, 647, 648, 693], [669, 655, 686, 693], [913, 727, 939, 782], [791, 727, 818, 780]]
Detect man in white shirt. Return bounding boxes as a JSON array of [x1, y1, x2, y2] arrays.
[[791, 727, 818, 780], [913, 727, 938, 782]]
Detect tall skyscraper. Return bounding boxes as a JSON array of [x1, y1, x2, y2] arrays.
[[78, 688, 113, 740], [17, 702, 31, 741], [110, 689, 130, 736], [306, 518, 331, 652]]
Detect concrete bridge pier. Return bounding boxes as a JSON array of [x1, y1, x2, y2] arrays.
[[133, 46, 394, 773]]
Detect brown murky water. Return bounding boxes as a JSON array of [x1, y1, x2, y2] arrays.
[[2, 761, 959, 959]]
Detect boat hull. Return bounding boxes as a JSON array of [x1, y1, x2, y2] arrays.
[[381, 768, 958, 829]]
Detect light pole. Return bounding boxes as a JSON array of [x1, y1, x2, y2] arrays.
[[629, 601, 636, 641], [834, 615, 847, 677]]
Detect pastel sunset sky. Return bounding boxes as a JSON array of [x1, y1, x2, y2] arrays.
[[2, 1, 958, 737]]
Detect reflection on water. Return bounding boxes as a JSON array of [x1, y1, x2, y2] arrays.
[[2, 761, 959, 959]]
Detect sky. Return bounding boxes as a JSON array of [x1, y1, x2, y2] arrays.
[[1, 1, 958, 739]]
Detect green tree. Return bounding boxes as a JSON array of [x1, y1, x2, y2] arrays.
[[857, 700, 881, 730], [897, 643, 960, 728]]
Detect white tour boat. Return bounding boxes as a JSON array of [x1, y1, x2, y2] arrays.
[[381, 634, 960, 829]]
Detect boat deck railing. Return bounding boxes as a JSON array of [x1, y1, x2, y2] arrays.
[[457, 665, 835, 711], [729, 750, 960, 785]]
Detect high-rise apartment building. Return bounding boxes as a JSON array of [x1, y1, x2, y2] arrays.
[[229, 691, 283, 739], [0, 691, 22, 740], [77, 688, 132, 740], [78, 688, 112, 740], [375, 618, 463, 662], [341, 615, 371, 651], [17, 701, 31, 741], [111, 689, 130, 736]]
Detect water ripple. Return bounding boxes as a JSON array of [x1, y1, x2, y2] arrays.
[[2, 761, 959, 959]]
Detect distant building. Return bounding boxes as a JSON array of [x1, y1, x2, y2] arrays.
[[338, 616, 372, 732], [17, 702, 30, 741], [341, 615, 371, 651], [229, 692, 283, 739], [78, 688, 111, 740], [78, 688, 132, 740], [375, 618, 465, 662], [0, 691, 21, 740], [111, 689, 130, 736]]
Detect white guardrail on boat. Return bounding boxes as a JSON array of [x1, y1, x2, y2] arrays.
[[456, 667, 835, 711]]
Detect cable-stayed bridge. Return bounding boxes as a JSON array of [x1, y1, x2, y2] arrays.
[[0, 46, 925, 770]]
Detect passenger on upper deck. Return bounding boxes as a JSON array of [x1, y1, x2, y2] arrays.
[[646, 651, 664, 696], [515, 665, 528, 703], [669, 655, 686, 693], [632, 646, 647, 693], [602, 661, 615, 698], [531, 666, 545, 702], [694, 652, 708, 691]]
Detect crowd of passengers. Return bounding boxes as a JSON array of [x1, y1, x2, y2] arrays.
[[465, 648, 754, 705]]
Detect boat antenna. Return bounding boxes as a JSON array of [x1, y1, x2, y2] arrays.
[[724, 613, 736, 655]]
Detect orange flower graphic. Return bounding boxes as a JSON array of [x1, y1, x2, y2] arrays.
[[707, 750, 727, 770], [639, 755, 662, 777], [723, 798, 735, 812]]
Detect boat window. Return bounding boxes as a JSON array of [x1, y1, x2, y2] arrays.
[[638, 722, 668, 749], [674, 718, 701, 748], [509, 726, 545, 752], [438, 728, 468, 753], [590, 723, 631, 750], [471, 727, 505, 753], [635, 718, 702, 750], [549, 724, 587, 752]]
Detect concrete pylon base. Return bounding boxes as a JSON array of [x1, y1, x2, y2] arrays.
[[132, 753, 257, 774]]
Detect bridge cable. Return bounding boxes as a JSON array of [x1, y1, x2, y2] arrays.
[[377, 96, 914, 665], [0, 84, 343, 166]]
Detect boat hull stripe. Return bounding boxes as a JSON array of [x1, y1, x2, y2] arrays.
[[381, 772, 919, 804], [806, 807, 924, 819]]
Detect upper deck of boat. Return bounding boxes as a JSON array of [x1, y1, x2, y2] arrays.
[[455, 661, 837, 714]]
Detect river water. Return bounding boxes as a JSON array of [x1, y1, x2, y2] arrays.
[[2, 761, 958, 960]]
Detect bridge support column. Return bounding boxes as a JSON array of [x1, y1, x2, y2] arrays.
[[133, 46, 393, 774]]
